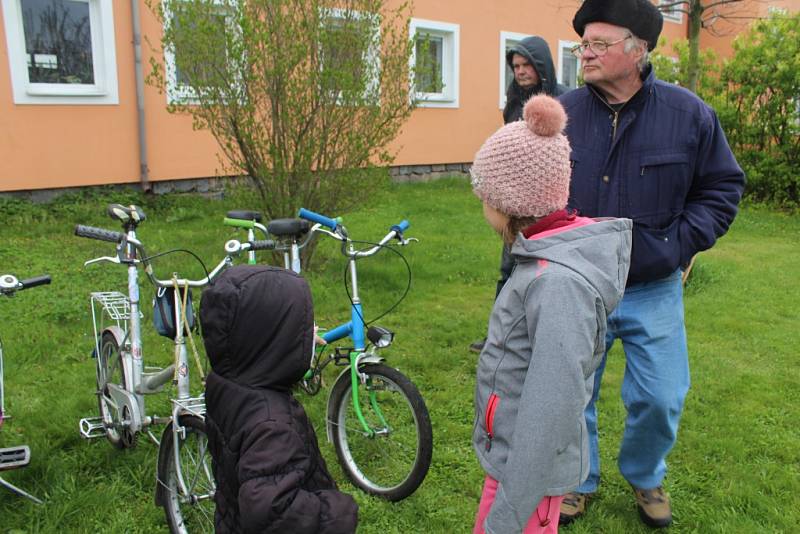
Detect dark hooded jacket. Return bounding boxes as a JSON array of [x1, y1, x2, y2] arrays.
[[503, 36, 569, 124], [201, 265, 358, 534]]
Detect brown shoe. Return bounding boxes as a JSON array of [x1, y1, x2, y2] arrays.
[[633, 486, 672, 528], [559, 491, 591, 525], [469, 338, 486, 354]]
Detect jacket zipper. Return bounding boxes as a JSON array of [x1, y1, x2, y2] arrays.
[[588, 84, 628, 142], [485, 393, 499, 451]]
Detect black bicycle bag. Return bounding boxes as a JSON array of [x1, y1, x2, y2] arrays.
[[153, 286, 195, 339]]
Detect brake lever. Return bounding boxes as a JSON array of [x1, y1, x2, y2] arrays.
[[398, 237, 419, 246]]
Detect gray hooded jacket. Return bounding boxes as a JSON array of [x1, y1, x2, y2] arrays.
[[473, 218, 631, 534]]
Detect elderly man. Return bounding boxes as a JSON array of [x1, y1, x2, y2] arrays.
[[469, 36, 567, 354], [558, 0, 744, 528]]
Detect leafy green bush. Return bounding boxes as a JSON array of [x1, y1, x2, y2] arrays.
[[718, 12, 800, 209]]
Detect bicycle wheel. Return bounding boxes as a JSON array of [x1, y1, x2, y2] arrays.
[[96, 332, 134, 448], [329, 363, 432, 501], [157, 415, 216, 534]]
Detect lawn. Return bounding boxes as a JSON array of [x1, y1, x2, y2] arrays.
[[0, 178, 797, 533]]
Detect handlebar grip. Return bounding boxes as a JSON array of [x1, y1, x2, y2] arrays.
[[20, 275, 51, 289], [250, 240, 276, 251], [223, 217, 255, 229], [298, 208, 338, 231], [75, 224, 125, 243], [391, 220, 410, 233]]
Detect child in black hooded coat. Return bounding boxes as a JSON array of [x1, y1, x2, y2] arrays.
[[200, 265, 358, 533]]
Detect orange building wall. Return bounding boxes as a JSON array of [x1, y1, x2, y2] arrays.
[[0, 1, 224, 192], [0, 0, 783, 192]]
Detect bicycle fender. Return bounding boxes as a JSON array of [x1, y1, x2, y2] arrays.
[[325, 355, 384, 443]]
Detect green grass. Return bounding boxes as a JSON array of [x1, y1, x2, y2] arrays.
[[0, 178, 798, 532]]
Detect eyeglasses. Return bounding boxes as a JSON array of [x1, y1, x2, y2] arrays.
[[571, 36, 631, 57]]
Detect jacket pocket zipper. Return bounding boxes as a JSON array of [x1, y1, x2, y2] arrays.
[[485, 393, 499, 451]]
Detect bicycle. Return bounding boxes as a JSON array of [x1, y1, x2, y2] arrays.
[[0, 272, 50, 505], [74, 204, 273, 533], [224, 207, 432, 502]]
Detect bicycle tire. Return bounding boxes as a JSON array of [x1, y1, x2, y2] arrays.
[[156, 414, 216, 534], [96, 332, 135, 449], [329, 363, 432, 501]]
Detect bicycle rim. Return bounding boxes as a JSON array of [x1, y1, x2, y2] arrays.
[[331, 364, 431, 500], [160, 416, 215, 534]]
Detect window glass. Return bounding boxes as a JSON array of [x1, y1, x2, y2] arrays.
[[561, 47, 578, 89], [414, 33, 443, 94], [658, 0, 682, 22], [21, 0, 94, 84], [320, 14, 374, 97], [172, 10, 228, 88]]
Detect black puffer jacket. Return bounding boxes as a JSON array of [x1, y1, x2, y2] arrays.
[[201, 265, 358, 534], [503, 36, 569, 124]]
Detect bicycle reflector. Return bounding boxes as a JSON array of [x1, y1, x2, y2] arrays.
[[367, 326, 394, 348]]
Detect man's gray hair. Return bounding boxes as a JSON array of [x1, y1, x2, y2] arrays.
[[624, 29, 650, 72]]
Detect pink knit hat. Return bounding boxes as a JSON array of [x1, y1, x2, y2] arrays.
[[471, 95, 571, 218]]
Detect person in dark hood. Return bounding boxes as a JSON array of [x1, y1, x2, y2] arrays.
[[470, 36, 570, 354], [502, 36, 569, 124], [201, 265, 358, 534]]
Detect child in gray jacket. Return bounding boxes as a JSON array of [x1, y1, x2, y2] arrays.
[[470, 95, 632, 534]]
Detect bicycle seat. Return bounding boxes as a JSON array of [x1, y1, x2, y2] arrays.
[[107, 204, 146, 225], [227, 210, 263, 223], [268, 218, 311, 237]]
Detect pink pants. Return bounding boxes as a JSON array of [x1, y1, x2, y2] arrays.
[[473, 475, 563, 534]]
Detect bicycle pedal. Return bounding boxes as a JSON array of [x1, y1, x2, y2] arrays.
[[0, 446, 30, 471], [79, 417, 107, 439]]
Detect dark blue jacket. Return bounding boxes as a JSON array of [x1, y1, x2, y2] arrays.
[[560, 67, 745, 284]]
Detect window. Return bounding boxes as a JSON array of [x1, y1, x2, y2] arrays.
[[409, 18, 459, 108], [1, 0, 118, 104], [558, 40, 581, 90], [163, 0, 237, 104], [498, 31, 528, 109], [319, 7, 380, 104], [658, 0, 684, 24]]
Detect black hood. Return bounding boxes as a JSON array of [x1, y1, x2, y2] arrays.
[[505, 36, 562, 97], [200, 265, 313, 391]]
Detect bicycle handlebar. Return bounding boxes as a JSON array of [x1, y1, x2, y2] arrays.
[[223, 217, 255, 230], [391, 220, 410, 233], [297, 208, 339, 231], [20, 275, 51, 289], [250, 240, 276, 251], [75, 224, 125, 243]]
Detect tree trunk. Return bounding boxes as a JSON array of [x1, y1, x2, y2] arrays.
[[686, 0, 704, 94]]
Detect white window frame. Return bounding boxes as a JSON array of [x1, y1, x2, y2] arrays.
[[557, 39, 581, 90], [658, 0, 684, 24], [409, 18, 459, 108], [319, 6, 381, 104], [163, 0, 238, 105], [498, 31, 529, 109], [1, 0, 118, 105]]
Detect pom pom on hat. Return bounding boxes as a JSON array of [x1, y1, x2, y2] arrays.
[[524, 94, 568, 137], [471, 95, 572, 219]]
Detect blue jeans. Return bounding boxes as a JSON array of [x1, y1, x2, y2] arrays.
[[578, 269, 689, 492]]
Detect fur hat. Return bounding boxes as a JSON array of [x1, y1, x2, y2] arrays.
[[573, 0, 663, 51], [471, 95, 571, 218]]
